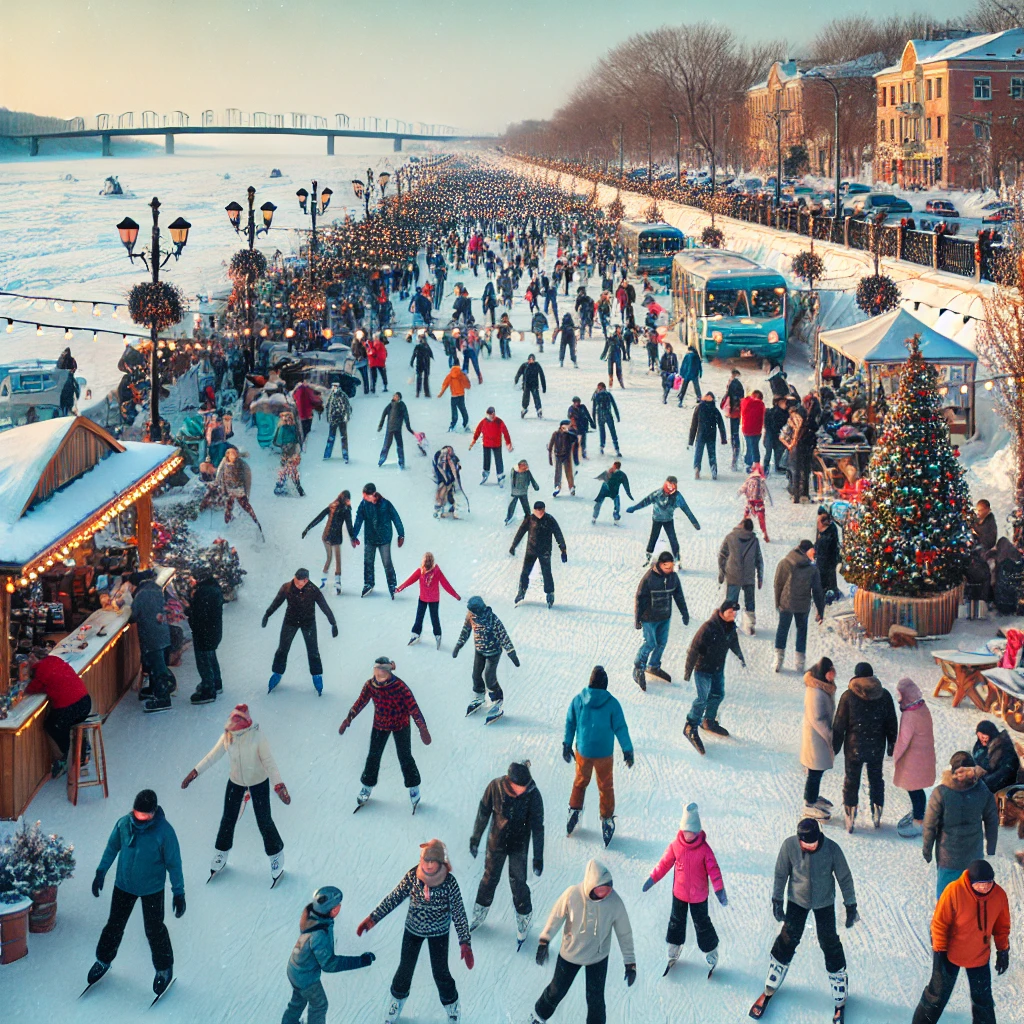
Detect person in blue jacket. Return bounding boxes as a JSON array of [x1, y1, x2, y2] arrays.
[[677, 345, 702, 408], [351, 482, 406, 598], [563, 666, 634, 848], [281, 886, 375, 1024], [626, 476, 701, 565], [88, 789, 185, 997]]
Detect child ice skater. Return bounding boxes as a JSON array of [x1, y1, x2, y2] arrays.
[[738, 463, 772, 542]]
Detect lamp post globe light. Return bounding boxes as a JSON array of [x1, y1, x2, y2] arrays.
[[225, 186, 276, 353], [115, 196, 191, 438]]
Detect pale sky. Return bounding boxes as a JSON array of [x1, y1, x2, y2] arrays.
[[2, 0, 973, 134]]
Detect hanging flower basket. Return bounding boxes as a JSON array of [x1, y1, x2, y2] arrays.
[[701, 226, 725, 249], [792, 250, 825, 285], [856, 274, 900, 316], [127, 282, 184, 330], [228, 248, 267, 286]]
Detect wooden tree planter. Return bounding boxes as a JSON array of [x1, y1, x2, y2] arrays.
[[854, 586, 963, 638], [0, 896, 32, 963], [28, 886, 57, 933]]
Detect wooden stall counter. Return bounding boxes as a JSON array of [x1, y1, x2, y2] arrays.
[[0, 695, 49, 821]]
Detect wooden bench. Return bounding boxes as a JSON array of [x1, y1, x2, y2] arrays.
[[932, 650, 1000, 713]]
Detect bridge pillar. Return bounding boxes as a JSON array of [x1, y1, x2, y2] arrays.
[[29, 137, 39, 157], [101, 133, 111, 157], [165, 133, 175, 155], [326, 134, 334, 156], [393, 137, 403, 153]]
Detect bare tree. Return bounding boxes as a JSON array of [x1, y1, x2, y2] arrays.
[[810, 14, 941, 65], [967, 0, 1024, 31]]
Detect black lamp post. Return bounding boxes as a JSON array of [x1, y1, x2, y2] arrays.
[[225, 186, 276, 350], [297, 180, 332, 280], [116, 197, 191, 438], [804, 71, 843, 238], [351, 167, 379, 218]]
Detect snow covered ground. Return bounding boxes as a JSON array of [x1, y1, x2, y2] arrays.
[[2, 153, 1022, 1024]]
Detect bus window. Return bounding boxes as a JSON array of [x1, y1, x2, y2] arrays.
[[705, 288, 748, 317], [749, 288, 785, 317]]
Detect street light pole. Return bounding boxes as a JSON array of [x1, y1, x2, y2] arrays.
[[225, 187, 276, 354], [806, 71, 842, 238]]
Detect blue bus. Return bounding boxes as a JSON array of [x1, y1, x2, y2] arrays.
[[617, 221, 686, 279], [671, 249, 788, 363]]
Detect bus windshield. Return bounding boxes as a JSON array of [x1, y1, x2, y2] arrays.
[[705, 277, 785, 318], [638, 233, 679, 254]]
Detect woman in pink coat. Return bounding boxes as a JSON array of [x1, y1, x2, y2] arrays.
[[395, 552, 461, 649], [892, 677, 936, 838], [642, 802, 727, 974]]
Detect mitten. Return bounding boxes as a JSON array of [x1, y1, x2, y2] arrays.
[[460, 943, 474, 970], [533, 859, 543, 877], [508, 650, 521, 668], [561, 550, 567, 563], [275, 783, 291, 805], [562, 742, 573, 764], [331, 624, 339, 638], [397, 536, 405, 548], [172, 894, 186, 918], [845, 904, 859, 928], [92, 872, 103, 898], [716, 887, 728, 907], [995, 948, 1009, 975], [360, 952, 376, 967], [261, 614, 268, 628], [419, 725, 432, 746], [535, 940, 549, 966], [338, 719, 350, 736], [469, 838, 479, 858], [772, 898, 785, 922], [641, 878, 654, 893], [181, 769, 198, 789], [623, 750, 634, 768], [356, 916, 375, 936], [624, 964, 637, 987]]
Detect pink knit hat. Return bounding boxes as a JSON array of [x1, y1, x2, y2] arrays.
[[896, 678, 922, 706], [226, 704, 253, 732]]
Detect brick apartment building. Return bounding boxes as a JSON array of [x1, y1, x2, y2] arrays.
[[874, 29, 1024, 189]]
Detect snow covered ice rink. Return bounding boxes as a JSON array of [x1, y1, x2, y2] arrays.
[[1, 152, 1022, 1024]]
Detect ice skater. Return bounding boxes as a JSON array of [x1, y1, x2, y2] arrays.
[[506, 459, 540, 525], [626, 476, 701, 565], [453, 596, 520, 723], [395, 552, 461, 648], [301, 491, 354, 594], [511, 502, 567, 608], [263, 569, 338, 695]]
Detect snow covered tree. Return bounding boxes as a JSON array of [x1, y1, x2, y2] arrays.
[[841, 335, 973, 596]]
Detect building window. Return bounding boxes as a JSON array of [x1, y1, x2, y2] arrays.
[[974, 122, 990, 140], [936, 78, 943, 99], [926, 78, 933, 101], [1012, 77, 1024, 99], [879, 119, 886, 141], [934, 156, 942, 181], [890, 118, 895, 140], [937, 116, 942, 139], [890, 85, 896, 105], [926, 117, 932, 140], [974, 76, 992, 100], [900, 83, 905, 104], [880, 88, 887, 107]]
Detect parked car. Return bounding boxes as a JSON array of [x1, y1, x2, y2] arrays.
[[925, 199, 960, 217], [843, 182, 872, 196], [982, 204, 1017, 223], [847, 193, 914, 217]]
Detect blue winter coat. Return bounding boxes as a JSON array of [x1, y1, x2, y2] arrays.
[[352, 495, 405, 545], [96, 807, 185, 897], [680, 349, 702, 382], [286, 904, 364, 989], [564, 686, 633, 759], [627, 488, 701, 528], [129, 579, 171, 654]]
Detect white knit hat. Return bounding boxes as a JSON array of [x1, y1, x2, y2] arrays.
[[680, 802, 701, 833]]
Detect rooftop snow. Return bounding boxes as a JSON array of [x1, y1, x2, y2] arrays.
[[0, 418, 77, 524]]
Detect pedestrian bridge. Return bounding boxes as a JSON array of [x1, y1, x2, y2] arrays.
[[0, 109, 487, 155]]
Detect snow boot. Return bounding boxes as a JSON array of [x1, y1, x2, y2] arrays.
[[514, 588, 526, 606], [442, 999, 461, 1023], [702, 718, 730, 737], [356, 785, 373, 808], [601, 816, 616, 847], [153, 968, 173, 997], [470, 903, 489, 932], [794, 652, 806, 675], [210, 850, 228, 876], [480, 471, 489, 485], [632, 664, 647, 691], [742, 611, 756, 636], [773, 649, 784, 673], [408, 633, 421, 645], [312, 675, 323, 696], [88, 960, 111, 985], [765, 956, 789, 994], [270, 851, 284, 884], [383, 994, 406, 1023], [409, 787, 421, 813], [683, 722, 706, 756], [802, 802, 831, 820], [566, 806, 581, 836], [871, 803, 883, 829], [844, 806, 857, 833], [546, 592, 554, 608], [268, 672, 283, 693], [828, 969, 848, 1008], [897, 818, 924, 838], [647, 666, 671, 682]]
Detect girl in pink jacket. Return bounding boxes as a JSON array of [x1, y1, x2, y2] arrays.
[[892, 677, 936, 839], [642, 802, 727, 974], [395, 552, 461, 649]]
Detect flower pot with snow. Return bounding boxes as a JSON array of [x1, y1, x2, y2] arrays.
[[0, 822, 75, 935], [0, 896, 33, 964], [28, 885, 58, 933]]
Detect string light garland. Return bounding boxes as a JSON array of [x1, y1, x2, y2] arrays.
[[1, 315, 166, 342]]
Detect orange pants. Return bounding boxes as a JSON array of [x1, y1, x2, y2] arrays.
[[570, 753, 615, 818]]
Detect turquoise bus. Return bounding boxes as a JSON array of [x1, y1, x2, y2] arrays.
[[617, 221, 686, 279], [671, 249, 788, 363]]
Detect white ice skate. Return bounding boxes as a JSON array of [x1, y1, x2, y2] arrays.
[[409, 786, 421, 814], [706, 946, 719, 978], [443, 999, 461, 1023], [515, 911, 533, 950], [208, 850, 228, 882], [408, 633, 421, 645], [485, 698, 504, 725], [383, 994, 406, 1023], [663, 942, 682, 976], [470, 903, 489, 932], [270, 851, 285, 888]]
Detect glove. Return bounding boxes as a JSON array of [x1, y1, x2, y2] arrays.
[[261, 614, 268, 629], [469, 838, 479, 858], [356, 916, 375, 937], [331, 624, 339, 638], [397, 536, 405, 548], [509, 547, 516, 557], [682, 610, 690, 626], [419, 726, 432, 746], [92, 872, 103, 898], [351, 538, 361, 548], [772, 898, 785, 923], [460, 943, 474, 970], [275, 783, 291, 805], [634, 621, 641, 630], [845, 904, 859, 928], [624, 964, 637, 987], [181, 768, 198, 789], [995, 948, 1009, 975], [923, 848, 933, 864], [716, 887, 728, 907], [641, 877, 654, 893], [338, 719, 351, 736], [172, 894, 186, 918], [623, 750, 635, 769], [533, 859, 543, 877], [360, 952, 376, 967], [694, 523, 701, 531], [562, 742, 573, 764], [508, 650, 521, 668], [561, 550, 567, 563], [452, 644, 463, 659], [536, 940, 549, 966]]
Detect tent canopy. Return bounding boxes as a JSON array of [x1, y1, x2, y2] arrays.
[[819, 309, 978, 366]]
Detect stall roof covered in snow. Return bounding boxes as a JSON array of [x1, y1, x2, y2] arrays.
[[819, 308, 978, 365]]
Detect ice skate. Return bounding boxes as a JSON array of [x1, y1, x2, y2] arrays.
[[435, 635, 442, 650], [312, 674, 323, 696], [408, 633, 421, 645], [485, 698, 504, 725], [802, 802, 831, 820], [552, 487, 560, 497], [592, 516, 597, 525], [270, 851, 285, 888], [334, 575, 342, 596], [409, 787, 421, 814], [764, 956, 789, 994], [86, 960, 110, 988], [871, 803, 883, 828], [480, 471, 489, 485], [711, 466, 717, 480], [320, 575, 328, 588], [794, 652, 805, 674], [208, 850, 228, 882], [647, 666, 671, 683], [516, 911, 533, 950], [153, 968, 173, 998], [815, 796, 833, 809], [829, 969, 848, 1015], [643, 551, 652, 566], [383, 994, 406, 1023], [361, 584, 374, 598], [295, 481, 305, 497], [470, 903, 489, 932], [566, 806, 581, 835], [706, 947, 719, 978], [702, 718, 729, 737], [497, 474, 506, 489], [844, 806, 857, 833], [683, 722, 706, 755], [466, 695, 486, 716], [897, 817, 924, 838], [354, 785, 372, 813], [570, 486, 576, 496], [742, 611, 756, 636], [633, 664, 647, 691], [773, 649, 784, 673], [601, 816, 616, 847], [442, 999, 461, 1023], [514, 588, 526, 606], [546, 592, 554, 608], [663, 943, 682, 976]]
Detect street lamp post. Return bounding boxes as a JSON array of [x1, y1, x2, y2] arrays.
[[225, 185, 276, 351], [806, 71, 842, 239], [115, 197, 191, 438], [763, 100, 792, 227], [297, 180, 333, 283], [351, 167, 377, 218]]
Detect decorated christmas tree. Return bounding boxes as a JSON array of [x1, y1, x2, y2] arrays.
[[841, 335, 973, 597]]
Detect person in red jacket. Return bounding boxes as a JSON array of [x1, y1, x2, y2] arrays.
[[740, 390, 766, 473], [468, 407, 513, 487], [395, 552, 462, 649], [367, 336, 389, 393], [338, 656, 431, 812], [291, 381, 318, 439], [26, 650, 92, 776]]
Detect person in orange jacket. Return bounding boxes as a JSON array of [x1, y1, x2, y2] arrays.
[[438, 364, 472, 432], [910, 859, 1010, 1024]]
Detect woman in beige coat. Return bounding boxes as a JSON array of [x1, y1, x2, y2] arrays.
[[801, 657, 836, 821], [181, 703, 290, 883], [892, 677, 935, 839]]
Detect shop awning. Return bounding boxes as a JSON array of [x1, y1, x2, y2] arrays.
[[819, 308, 978, 366]]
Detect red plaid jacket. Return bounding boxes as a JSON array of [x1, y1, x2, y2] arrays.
[[343, 676, 426, 733]]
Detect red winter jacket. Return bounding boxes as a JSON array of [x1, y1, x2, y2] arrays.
[[292, 383, 316, 420], [343, 675, 426, 733], [740, 396, 765, 438], [472, 417, 512, 449], [26, 655, 89, 709], [395, 565, 460, 603], [367, 340, 388, 368]]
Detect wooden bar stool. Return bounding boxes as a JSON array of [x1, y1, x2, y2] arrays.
[[67, 716, 108, 806]]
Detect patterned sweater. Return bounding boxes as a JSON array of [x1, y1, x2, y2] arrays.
[[343, 676, 426, 733], [370, 867, 470, 943]]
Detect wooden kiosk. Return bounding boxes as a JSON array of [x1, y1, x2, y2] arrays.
[[0, 417, 181, 819]]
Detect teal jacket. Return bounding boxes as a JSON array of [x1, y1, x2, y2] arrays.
[[564, 686, 633, 760], [97, 807, 184, 897], [287, 904, 365, 989]]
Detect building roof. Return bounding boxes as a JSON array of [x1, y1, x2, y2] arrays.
[[750, 54, 887, 93], [876, 29, 1024, 75]]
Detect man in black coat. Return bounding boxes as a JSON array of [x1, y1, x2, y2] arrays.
[[377, 392, 415, 469], [633, 552, 689, 690], [468, 761, 544, 938], [263, 569, 338, 695], [762, 396, 789, 477], [188, 575, 224, 705], [510, 502, 567, 608], [409, 335, 434, 397], [814, 511, 841, 599], [688, 392, 727, 479], [566, 397, 595, 459], [515, 354, 546, 418]]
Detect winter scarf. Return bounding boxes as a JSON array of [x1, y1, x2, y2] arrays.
[[416, 840, 451, 901], [804, 672, 836, 697]]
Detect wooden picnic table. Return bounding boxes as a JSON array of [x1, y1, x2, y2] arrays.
[[931, 650, 999, 713], [980, 668, 1024, 733]]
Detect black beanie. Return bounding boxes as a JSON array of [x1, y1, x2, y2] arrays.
[[133, 789, 158, 814], [809, 657, 835, 682], [719, 599, 740, 614], [507, 762, 532, 786], [798, 539, 814, 553], [967, 859, 994, 884], [854, 661, 873, 678], [975, 720, 999, 738], [797, 818, 822, 844], [589, 666, 609, 690]]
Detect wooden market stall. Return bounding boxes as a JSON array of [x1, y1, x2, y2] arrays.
[[0, 417, 181, 819]]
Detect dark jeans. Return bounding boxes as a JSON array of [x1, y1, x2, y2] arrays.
[[507, 495, 530, 520], [771, 902, 845, 973], [415, 369, 430, 397], [646, 520, 679, 558], [370, 365, 388, 391], [476, 844, 531, 913], [791, 445, 813, 500], [558, 338, 576, 365], [483, 447, 504, 475], [910, 788, 927, 820], [281, 980, 328, 1024], [911, 953, 995, 1024], [775, 610, 808, 654], [379, 429, 405, 468], [725, 583, 755, 611], [593, 487, 620, 519], [215, 778, 283, 855], [535, 954, 608, 1024], [45, 694, 92, 757], [804, 768, 825, 804], [449, 395, 469, 429], [361, 726, 420, 787], [324, 422, 348, 458], [843, 757, 885, 809], [597, 415, 618, 450], [763, 431, 785, 474], [462, 348, 481, 378], [522, 385, 542, 412], [357, 365, 370, 394], [141, 646, 172, 699], [390, 930, 456, 1004], [96, 886, 173, 970], [194, 648, 222, 694], [743, 434, 761, 470], [666, 896, 718, 951], [412, 600, 441, 637], [687, 669, 725, 728], [273, 619, 322, 676], [473, 652, 503, 699], [636, 618, 670, 668], [693, 434, 717, 472], [677, 378, 698, 406], [729, 417, 740, 457], [520, 553, 554, 596], [364, 542, 397, 590]]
